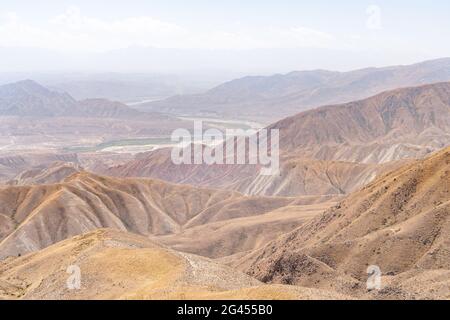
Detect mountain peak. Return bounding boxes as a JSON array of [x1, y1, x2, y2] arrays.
[[10, 79, 51, 95], [0, 79, 158, 119], [0, 79, 77, 117]]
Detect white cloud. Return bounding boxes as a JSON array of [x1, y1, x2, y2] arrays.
[[50, 6, 188, 49], [0, 6, 339, 52], [0, 7, 188, 52]]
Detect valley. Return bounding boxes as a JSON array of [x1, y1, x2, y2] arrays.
[[0, 58, 449, 300]]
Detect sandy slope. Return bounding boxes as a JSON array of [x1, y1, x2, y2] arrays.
[[0, 171, 296, 259], [0, 229, 351, 300], [157, 202, 332, 259]]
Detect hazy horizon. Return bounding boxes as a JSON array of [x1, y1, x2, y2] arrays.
[[1, 0, 449, 74]]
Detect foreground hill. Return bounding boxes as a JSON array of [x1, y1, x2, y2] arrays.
[[0, 153, 79, 182], [0, 172, 295, 259], [1, 165, 339, 263], [241, 147, 450, 299], [139, 58, 450, 121], [0, 229, 351, 300]]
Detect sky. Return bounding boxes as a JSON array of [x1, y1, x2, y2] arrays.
[[0, 0, 449, 73]]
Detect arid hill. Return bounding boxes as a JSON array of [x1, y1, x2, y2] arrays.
[[241, 147, 450, 300], [0, 153, 80, 182], [274, 82, 450, 162], [6, 162, 82, 186], [107, 150, 394, 197], [0, 229, 351, 300], [0, 172, 295, 259], [105, 82, 450, 196], [157, 200, 335, 259]]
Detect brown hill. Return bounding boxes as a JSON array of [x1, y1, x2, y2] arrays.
[[106, 82, 450, 199], [0, 152, 80, 182], [274, 82, 450, 162], [0, 172, 294, 259], [241, 147, 450, 299], [7, 162, 82, 186], [158, 201, 335, 259], [108, 151, 393, 197], [0, 229, 351, 300]]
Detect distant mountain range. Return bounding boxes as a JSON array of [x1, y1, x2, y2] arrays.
[[138, 58, 450, 122], [0, 79, 170, 120]]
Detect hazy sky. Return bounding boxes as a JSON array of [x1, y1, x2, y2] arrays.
[[0, 0, 449, 72]]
